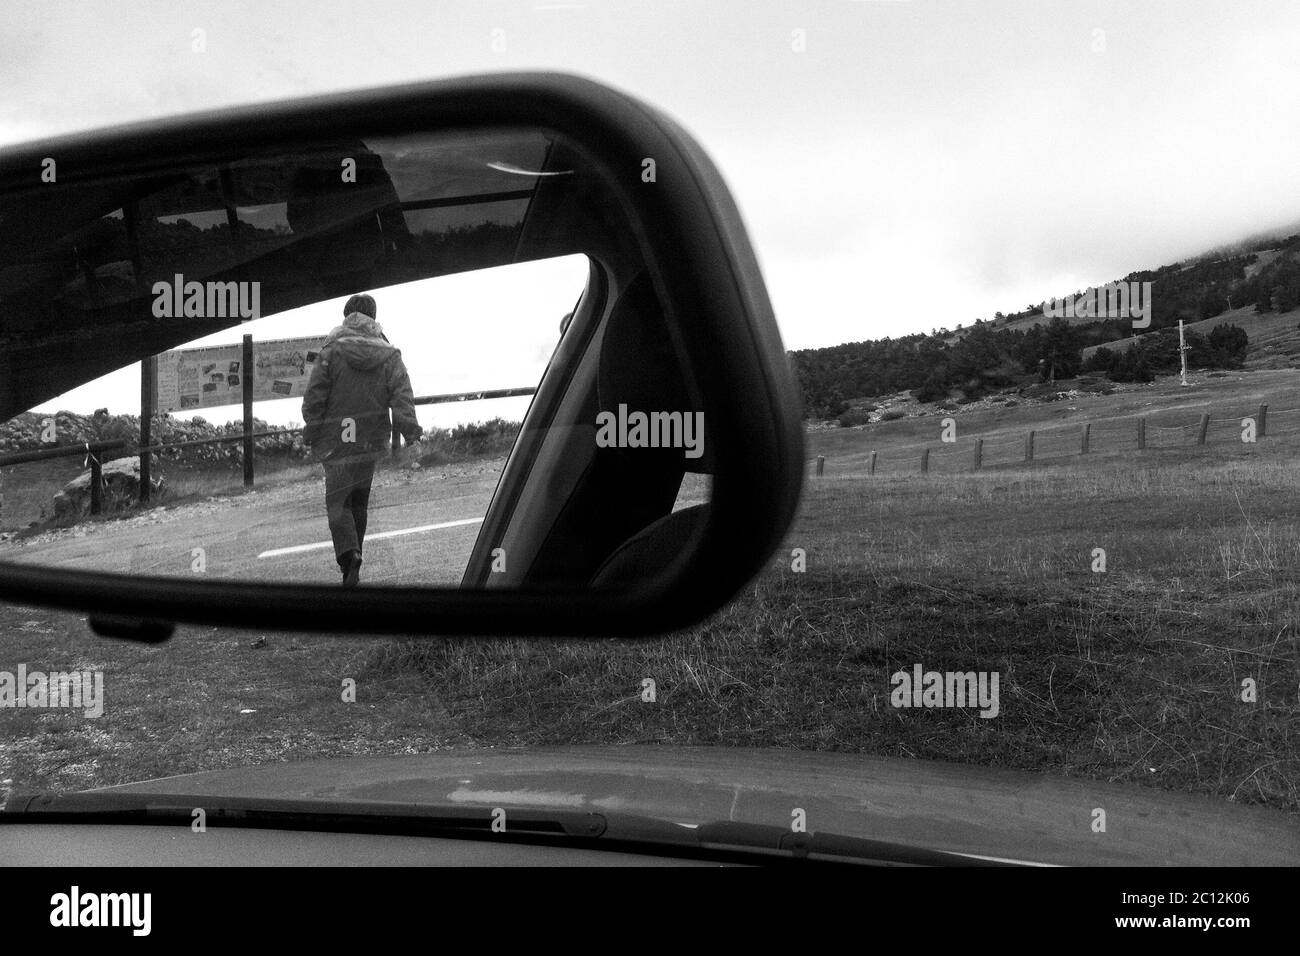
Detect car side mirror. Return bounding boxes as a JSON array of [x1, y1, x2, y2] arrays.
[[0, 73, 804, 639]]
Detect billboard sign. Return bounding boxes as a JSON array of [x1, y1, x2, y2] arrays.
[[154, 337, 327, 412]]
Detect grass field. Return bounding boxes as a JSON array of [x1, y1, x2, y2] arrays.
[[366, 446, 1299, 815], [2, 371, 1299, 817], [812, 365, 1300, 475]]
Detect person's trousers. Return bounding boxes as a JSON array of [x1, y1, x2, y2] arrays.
[[323, 458, 377, 568]]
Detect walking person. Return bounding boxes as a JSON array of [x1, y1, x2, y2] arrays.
[[301, 294, 421, 586]]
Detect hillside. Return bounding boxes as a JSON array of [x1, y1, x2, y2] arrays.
[[948, 227, 1300, 342], [793, 231, 1300, 419], [808, 365, 1300, 478]]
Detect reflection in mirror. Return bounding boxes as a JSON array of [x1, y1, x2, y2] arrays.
[[0, 127, 712, 591]]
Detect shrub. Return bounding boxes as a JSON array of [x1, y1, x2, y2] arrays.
[[1207, 323, 1248, 360], [1083, 346, 1118, 374], [910, 376, 948, 404], [416, 418, 520, 466], [836, 408, 873, 428], [1107, 349, 1154, 383]]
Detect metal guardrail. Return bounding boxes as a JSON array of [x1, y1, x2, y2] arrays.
[[0, 439, 131, 468], [413, 387, 536, 405]]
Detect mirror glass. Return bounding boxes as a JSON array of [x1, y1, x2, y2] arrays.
[[0, 126, 712, 590]]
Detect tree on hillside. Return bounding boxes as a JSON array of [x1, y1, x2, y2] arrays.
[[1198, 287, 1229, 320], [1083, 346, 1117, 374], [1019, 317, 1083, 382], [1089, 324, 1247, 383], [1141, 328, 1185, 371], [1207, 323, 1248, 365], [1108, 346, 1154, 383], [944, 322, 1020, 397], [910, 369, 949, 404], [1240, 255, 1300, 313], [1272, 284, 1298, 313]]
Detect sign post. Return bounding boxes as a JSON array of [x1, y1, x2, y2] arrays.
[[242, 334, 254, 488], [139, 355, 157, 504]]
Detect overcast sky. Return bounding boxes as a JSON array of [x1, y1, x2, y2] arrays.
[[5, 0, 1300, 423]]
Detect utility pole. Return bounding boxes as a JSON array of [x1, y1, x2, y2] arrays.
[[1178, 318, 1189, 387]]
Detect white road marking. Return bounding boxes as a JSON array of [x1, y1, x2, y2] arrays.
[[257, 517, 484, 559]]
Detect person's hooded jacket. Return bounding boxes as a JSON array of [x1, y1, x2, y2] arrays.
[[301, 311, 421, 462]]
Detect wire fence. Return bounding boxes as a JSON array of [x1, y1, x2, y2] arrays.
[[809, 402, 1298, 477]]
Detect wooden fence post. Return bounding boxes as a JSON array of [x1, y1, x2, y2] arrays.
[[1197, 413, 1209, 445], [869, 451, 877, 476], [89, 454, 102, 516], [1258, 404, 1268, 438], [1081, 423, 1090, 454], [1025, 430, 1035, 463], [1137, 417, 1146, 450], [815, 455, 825, 476], [920, 448, 930, 474], [973, 438, 983, 471]]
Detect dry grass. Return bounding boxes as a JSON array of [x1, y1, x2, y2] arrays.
[[0, 612, 470, 805], [2, 412, 1298, 817], [366, 447, 1300, 815]]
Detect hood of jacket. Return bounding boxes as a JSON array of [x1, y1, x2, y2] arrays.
[[323, 311, 396, 371]]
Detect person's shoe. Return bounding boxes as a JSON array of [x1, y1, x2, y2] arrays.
[[341, 550, 362, 588]]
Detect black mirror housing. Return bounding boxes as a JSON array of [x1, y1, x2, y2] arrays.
[[0, 72, 804, 638]]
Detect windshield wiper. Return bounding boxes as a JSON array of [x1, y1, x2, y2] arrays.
[[3, 791, 1026, 866]]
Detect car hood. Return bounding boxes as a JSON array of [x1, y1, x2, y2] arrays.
[[97, 745, 1297, 865]]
